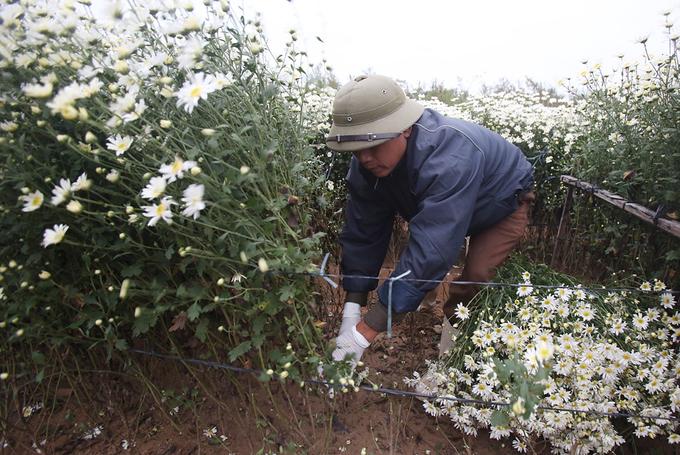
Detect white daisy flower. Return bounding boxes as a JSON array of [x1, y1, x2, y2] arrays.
[[142, 196, 176, 226], [576, 304, 595, 321], [660, 292, 676, 309], [214, 72, 234, 89], [141, 176, 167, 200], [20, 190, 44, 212], [639, 281, 652, 292], [455, 303, 470, 320], [517, 285, 533, 297], [653, 279, 666, 292], [106, 134, 133, 156], [22, 80, 53, 98], [535, 340, 555, 364], [50, 178, 72, 206], [41, 224, 69, 247], [177, 35, 205, 69], [159, 156, 197, 183], [175, 72, 217, 114], [555, 287, 572, 301], [632, 313, 649, 330], [72, 172, 92, 191], [609, 319, 626, 335], [181, 184, 205, 220]]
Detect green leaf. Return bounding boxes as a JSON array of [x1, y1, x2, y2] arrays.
[[228, 341, 252, 361], [490, 410, 510, 428], [278, 284, 295, 302], [121, 263, 143, 278], [115, 339, 129, 351], [132, 309, 158, 337], [195, 317, 209, 342], [187, 302, 202, 321]]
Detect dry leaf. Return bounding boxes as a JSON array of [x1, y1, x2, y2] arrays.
[[169, 311, 188, 332]]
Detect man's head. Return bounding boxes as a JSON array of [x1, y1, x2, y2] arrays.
[[326, 74, 424, 175], [351, 127, 412, 177]]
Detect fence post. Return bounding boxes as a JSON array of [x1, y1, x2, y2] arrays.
[[551, 186, 574, 268]]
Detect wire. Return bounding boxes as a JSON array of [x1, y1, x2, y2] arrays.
[[272, 269, 679, 296], [128, 348, 680, 424]]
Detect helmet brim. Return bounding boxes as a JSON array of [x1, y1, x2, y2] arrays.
[[326, 99, 425, 152]]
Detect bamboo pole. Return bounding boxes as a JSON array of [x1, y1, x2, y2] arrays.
[[560, 175, 680, 239]]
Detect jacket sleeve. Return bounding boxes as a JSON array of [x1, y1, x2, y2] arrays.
[[339, 162, 395, 293], [377, 136, 485, 313]]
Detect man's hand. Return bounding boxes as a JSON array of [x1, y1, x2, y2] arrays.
[[332, 324, 370, 362], [338, 301, 362, 335]]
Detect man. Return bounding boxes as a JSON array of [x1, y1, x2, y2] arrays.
[[327, 75, 534, 363]]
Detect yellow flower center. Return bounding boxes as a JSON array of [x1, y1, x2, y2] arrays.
[[190, 86, 203, 98], [32, 195, 42, 206], [171, 159, 183, 173], [155, 203, 166, 216]]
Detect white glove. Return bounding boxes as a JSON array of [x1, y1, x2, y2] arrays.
[[338, 301, 362, 335], [332, 324, 370, 363]]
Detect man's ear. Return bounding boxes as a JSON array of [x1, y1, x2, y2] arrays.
[[402, 126, 413, 138]]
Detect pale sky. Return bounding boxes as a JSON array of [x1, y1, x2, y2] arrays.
[[242, 0, 680, 92]]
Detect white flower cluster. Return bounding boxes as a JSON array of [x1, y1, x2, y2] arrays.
[[140, 156, 204, 226], [407, 274, 680, 453]]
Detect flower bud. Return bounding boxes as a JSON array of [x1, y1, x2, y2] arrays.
[[160, 119, 172, 128], [201, 128, 216, 136], [85, 131, 97, 143], [66, 200, 83, 214], [134, 306, 142, 318], [106, 170, 120, 183], [190, 166, 201, 176], [39, 270, 51, 280], [95, 319, 102, 326], [120, 278, 130, 300], [113, 60, 129, 74], [258, 258, 269, 273]]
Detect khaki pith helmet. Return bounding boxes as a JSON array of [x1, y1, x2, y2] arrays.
[[326, 74, 425, 152]]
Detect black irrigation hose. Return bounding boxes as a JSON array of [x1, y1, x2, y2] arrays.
[[129, 348, 680, 424]]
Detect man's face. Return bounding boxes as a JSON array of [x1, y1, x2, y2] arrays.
[[352, 128, 411, 177]]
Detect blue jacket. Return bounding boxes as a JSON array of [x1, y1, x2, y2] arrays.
[[339, 108, 534, 314]]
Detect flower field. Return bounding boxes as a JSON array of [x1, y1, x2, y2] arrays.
[[0, 1, 678, 453]]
